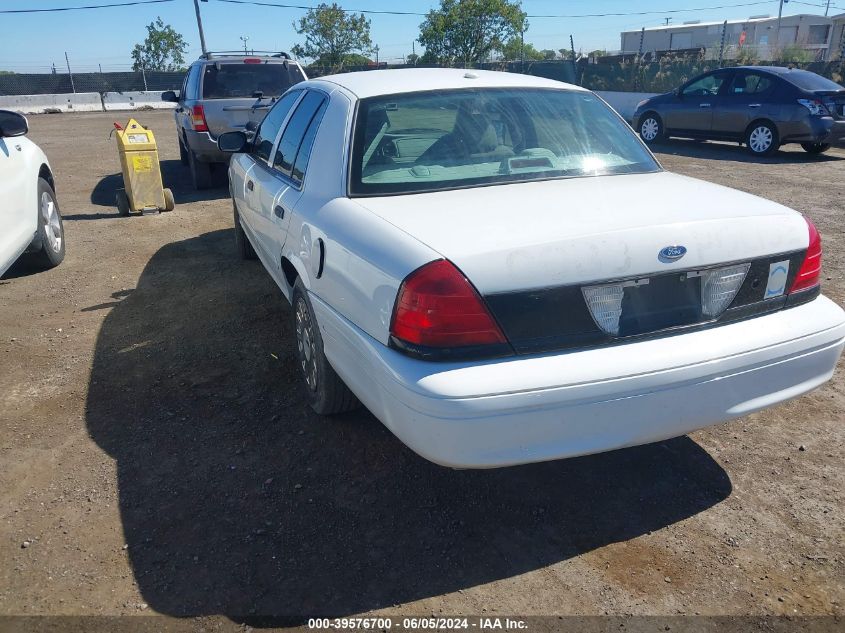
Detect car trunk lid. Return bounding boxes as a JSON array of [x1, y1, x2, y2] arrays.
[[359, 171, 811, 353]]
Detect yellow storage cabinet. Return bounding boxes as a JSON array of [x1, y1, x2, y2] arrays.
[[114, 118, 174, 215]]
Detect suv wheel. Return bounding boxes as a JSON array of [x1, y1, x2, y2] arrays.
[[746, 122, 778, 156], [188, 148, 213, 190], [178, 138, 189, 165]]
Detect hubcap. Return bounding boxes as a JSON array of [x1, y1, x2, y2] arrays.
[[749, 126, 773, 153], [641, 118, 659, 141], [295, 298, 318, 392], [40, 192, 62, 253]]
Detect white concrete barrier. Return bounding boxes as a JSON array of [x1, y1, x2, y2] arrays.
[[0, 92, 102, 114], [103, 91, 177, 111], [595, 91, 660, 122]]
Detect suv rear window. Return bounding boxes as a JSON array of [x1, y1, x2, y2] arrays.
[[202, 62, 306, 99], [782, 69, 844, 92]]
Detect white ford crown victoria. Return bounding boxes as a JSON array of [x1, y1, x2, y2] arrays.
[[221, 69, 845, 468]]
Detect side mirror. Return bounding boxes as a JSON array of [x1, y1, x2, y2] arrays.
[[161, 90, 179, 103], [217, 131, 248, 153], [674, 87, 682, 97], [0, 110, 28, 138]]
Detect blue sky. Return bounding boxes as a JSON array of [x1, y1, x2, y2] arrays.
[[0, 0, 838, 72]]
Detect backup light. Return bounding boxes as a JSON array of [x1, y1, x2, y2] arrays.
[[699, 263, 751, 318], [797, 98, 830, 117], [582, 284, 626, 336]]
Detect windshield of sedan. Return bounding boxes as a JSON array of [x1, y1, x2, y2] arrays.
[[349, 88, 660, 196]]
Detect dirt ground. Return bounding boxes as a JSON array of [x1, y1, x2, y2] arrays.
[[1, 110, 844, 626]]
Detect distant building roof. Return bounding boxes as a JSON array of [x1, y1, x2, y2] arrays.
[[622, 13, 830, 34]]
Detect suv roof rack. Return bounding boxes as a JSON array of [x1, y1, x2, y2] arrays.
[[199, 51, 292, 60]]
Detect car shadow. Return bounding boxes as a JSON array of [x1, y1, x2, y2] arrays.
[[84, 229, 732, 621], [653, 138, 844, 164], [83, 159, 228, 217]]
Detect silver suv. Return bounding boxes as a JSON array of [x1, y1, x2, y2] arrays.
[[162, 52, 307, 189]]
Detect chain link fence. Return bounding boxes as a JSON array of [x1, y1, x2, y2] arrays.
[[0, 71, 184, 96]]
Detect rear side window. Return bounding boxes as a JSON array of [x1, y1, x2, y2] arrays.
[[291, 101, 328, 186], [202, 62, 306, 99], [253, 90, 302, 163], [184, 64, 201, 100], [273, 91, 326, 177], [729, 72, 773, 95], [782, 69, 844, 92]]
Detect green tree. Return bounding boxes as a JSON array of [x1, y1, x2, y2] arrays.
[[292, 3, 373, 70], [418, 0, 527, 65], [541, 49, 556, 60], [130, 17, 188, 72], [500, 37, 544, 61], [406, 52, 420, 65]]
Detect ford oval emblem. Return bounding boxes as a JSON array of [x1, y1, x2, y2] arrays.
[[659, 245, 687, 262]]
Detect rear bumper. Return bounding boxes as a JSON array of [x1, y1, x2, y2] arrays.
[[782, 118, 845, 145], [313, 294, 845, 469], [182, 129, 227, 163]]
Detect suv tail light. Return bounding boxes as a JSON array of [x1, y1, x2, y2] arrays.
[[390, 260, 507, 351], [797, 98, 830, 117], [191, 105, 208, 132], [789, 217, 822, 293]]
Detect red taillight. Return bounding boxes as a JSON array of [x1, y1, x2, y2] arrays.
[[191, 105, 208, 132], [243, 57, 262, 64], [390, 260, 506, 348], [789, 217, 822, 293]]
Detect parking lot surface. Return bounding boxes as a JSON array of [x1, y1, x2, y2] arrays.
[[1, 110, 844, 622]]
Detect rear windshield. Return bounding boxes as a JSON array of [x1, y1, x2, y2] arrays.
[[782, 69, 844, 92], [202, 62, 305, 99], [349, 88, 660, 196]]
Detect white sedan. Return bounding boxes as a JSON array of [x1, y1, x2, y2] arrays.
[[0, 110, 65, 278], [220, 69, 845, 468]]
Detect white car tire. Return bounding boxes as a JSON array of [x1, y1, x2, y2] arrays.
[[31, 177, 65, 269], [292, 279, 359, 416]]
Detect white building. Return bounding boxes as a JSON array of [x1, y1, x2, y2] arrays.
[[620, 13, 844, 61]]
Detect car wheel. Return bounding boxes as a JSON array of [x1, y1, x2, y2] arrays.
[[188, 148, 213, 190], [178, 138, 189, 166], [30, 177, 65, 269], [292, 279, 359, 415], [746, 122, 778, 156], [638, 113, 664, 144], [233, 203, 256, 260], [115, 189, 131, 216], [801, 142, 830, 155]]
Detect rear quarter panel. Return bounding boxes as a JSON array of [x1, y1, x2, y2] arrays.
[[283, 86, 439, 345]]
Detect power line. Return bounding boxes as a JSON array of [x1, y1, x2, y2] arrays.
[[0, 0, 174, 14], [214, 0, 784, 19]]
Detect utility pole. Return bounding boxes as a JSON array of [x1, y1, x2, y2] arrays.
[[240, 36, 250, 54], [664, 17, 672, 26], [638, 27, 645, 58], [520, 27, 525, 72], [718, 20, 728, 68], [775, 0, 786, 48], [825, 0, 831, 16], [65, 52, 75, 93], [141, 63, 148, 90], [412, 40, 416, 65], [194, 0, 208, 55]]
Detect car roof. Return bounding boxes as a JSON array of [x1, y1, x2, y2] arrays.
[[307, 68, 586, 99]]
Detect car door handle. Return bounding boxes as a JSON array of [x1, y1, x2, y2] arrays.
[[748, 103, 761, 108], [699, 103, 711, 108], [247, 180, 254, 191], [274, 205, 286, 219]]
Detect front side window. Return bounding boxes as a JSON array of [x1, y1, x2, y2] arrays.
[[253, 90, 301, 163], [349, 88, 660, 196], [683, 73, 727, 97]]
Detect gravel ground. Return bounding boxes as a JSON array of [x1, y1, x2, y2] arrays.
[[1, 110, 843, 627]]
